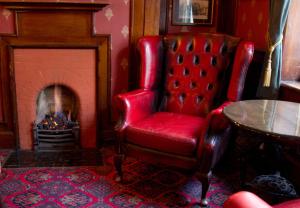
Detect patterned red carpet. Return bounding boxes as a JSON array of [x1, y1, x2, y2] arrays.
[[0, 148, 237, 207]]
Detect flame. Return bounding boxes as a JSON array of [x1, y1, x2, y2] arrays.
[[54, 85, 62, 114], [67, 110, 72, 121], [36, 91, 49, 124]]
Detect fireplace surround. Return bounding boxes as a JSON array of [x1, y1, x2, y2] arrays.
[[0, 1, 111, 150], [14, 48, 97, 150]]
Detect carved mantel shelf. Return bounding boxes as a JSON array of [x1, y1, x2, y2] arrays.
[[0, 0, 110, 11]]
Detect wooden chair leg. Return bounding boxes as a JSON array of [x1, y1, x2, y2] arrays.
[[113, 154, 124, 182], [197, 171, 212, 206]]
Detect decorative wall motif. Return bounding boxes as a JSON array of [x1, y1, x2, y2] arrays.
[[1, 8, 11, 19], [121, 25, 129, 38], [120, 58, 128, 72], [0, 7, 14, 33], [105, 8, 113, 21]]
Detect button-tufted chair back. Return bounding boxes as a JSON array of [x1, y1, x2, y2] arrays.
[[161, 34, 240, 116]]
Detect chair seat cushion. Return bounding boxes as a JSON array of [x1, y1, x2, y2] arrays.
[[126, 112, 205, 157]]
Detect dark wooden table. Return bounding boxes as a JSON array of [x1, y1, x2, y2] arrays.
[[223, 99, 300, 202], [223, 99, 300, 145]]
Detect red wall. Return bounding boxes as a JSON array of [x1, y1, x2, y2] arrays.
[[234, 0, 269, 50], [0, 0, 130, 97]]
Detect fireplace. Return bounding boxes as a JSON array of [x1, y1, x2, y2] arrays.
[[14, 48, 98, 150], [0, 2, 111, 149], [33, 85, 80, 151]]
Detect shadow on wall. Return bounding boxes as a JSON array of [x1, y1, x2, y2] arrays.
[[111, 46, 130, 122], [243, 51, 266, 100]]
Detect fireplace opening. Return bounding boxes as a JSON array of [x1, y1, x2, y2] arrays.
[[33, 84, 80, 151]]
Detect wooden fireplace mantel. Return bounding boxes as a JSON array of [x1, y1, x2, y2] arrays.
[[0, 0, 110, 11], [0, 0, 112, 149]]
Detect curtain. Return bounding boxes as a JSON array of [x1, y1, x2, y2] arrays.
[[256, 0, 291, 99]]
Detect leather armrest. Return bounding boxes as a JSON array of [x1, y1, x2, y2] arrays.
[[197, 101, 232, 169], [115, 89, 157, 131], [224, 191, 272, 208], [209, 101, 232, 132]]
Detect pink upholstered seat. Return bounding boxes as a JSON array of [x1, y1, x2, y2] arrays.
[[224, 191, 300, 208], [114, 33, 254, 206]]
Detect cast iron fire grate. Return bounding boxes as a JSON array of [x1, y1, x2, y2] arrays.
[[33, 112, 80, 152]]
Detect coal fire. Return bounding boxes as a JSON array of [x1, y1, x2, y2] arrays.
[[36, 112, 78, 130], [33, 84, 80, 151]]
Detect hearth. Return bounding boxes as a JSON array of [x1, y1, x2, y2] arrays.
[[33, 84, 80, 151]]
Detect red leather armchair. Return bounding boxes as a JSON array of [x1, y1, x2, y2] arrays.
[[114, 34, 254, 206], [224, 191, 300, 208]]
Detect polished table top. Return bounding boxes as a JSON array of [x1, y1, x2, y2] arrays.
[[223, 100, 300, 141]]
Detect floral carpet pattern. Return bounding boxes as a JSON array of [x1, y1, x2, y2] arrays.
[[0, 148, 237, 207]]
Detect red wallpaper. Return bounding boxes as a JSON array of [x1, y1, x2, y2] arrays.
[[235, 0, 269, 50], [0, 0, 130, 96]]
